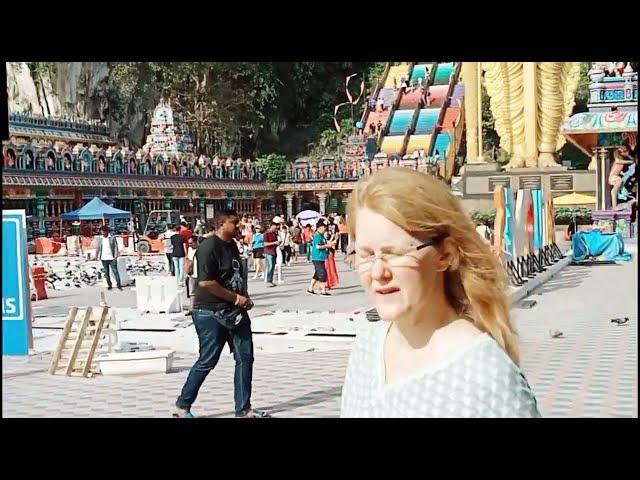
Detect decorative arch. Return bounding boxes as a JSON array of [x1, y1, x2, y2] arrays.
[[60, 148, 74, 171], [79, 148, 94, 172], [45, 149, 58, 171], [142, 154, 152, 175], [112, 152, 124, 174], [20, 144, 36, 170], [170, 159, 179, 176], [4, 146, 17, 168], [153, 155, 165, 175], [125, 156, 135, 174], [97, 154, 107, 173]]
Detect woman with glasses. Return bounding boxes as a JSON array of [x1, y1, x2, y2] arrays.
[[340, 168, 540, 418]]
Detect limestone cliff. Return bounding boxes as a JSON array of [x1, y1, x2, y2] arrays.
[[6, 62, 149, 146]]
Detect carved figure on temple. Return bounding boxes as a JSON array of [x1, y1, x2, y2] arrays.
[[311, 163, 319, 179], [298, 169, 306, 180], [211, 155, 219, 178], [155, 160, 164, 175], [205, 164, 212, 178], [609, 144, 636, 209], [129, 157, 137, 174], [171, 160, 179, 176], [98, 157, 106, 172], [244, 158, 252, 179], [235, 158, 243, 179], [6, 151, 16, 168], [225, 157, 233, 178]]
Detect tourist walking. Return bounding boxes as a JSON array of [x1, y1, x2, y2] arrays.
[[175, 209, 268, 418], [170, 226, 187, 286], [185, 236, 199, 313], [307, 219, 335, 296], [251, 225, 265, 279], [161, 224, 177, 276], [96, 225, 122, 291], [338, 215, 350, 254], [263, 222, 279, 287], [303, 224, 314, 262]]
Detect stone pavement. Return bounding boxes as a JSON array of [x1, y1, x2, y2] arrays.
[[31, 253, 371, 319], [4, 239, 635, 418]]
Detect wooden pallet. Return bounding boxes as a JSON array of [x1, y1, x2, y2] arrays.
[[49, 306, 111, 377]]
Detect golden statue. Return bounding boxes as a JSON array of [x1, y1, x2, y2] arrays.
[[467, 62, 581, 169]]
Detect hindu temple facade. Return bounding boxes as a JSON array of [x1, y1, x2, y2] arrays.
[[2, 100, 274, 240]]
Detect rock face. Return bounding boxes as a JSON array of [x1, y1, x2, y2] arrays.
[[55, 62, 110, 120], [7, 62, 42, 114], [6, 62, 147, 145]]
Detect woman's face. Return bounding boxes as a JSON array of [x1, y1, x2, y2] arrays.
[[354, 207, 447, 323]]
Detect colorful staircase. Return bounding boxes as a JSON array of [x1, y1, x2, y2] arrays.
[[361, 61, 465, 169], [378, 63, 414, 155]]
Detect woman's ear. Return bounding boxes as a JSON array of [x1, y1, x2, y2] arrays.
[[437, 237, 459, 272]]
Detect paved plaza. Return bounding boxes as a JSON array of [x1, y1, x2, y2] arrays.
[[2, 241, 637, 418]]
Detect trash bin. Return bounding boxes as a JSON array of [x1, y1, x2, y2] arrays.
[[31, 266, 48, 300]]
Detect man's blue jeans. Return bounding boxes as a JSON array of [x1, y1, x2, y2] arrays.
[[265, 253, 276, 283], [176, 308, 254, 416]]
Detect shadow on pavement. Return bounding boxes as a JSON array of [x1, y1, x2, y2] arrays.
[[531, 266, 593, 295], [201, 385, 343, 418]]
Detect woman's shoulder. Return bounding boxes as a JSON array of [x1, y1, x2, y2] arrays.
[[351, 321, 388, 358], [453, 336, 540, 417]]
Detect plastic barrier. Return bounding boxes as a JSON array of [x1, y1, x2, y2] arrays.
[[101, 257, 132, 287], [134, 276, 183, 314], [66, 235, 81, 256]]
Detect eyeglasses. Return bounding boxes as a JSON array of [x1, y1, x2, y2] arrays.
[[350, 237, 442, 273]]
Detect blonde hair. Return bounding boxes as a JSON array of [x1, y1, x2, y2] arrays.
[[347, 168, 519, 365]]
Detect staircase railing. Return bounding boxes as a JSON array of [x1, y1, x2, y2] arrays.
[[378, 62, 414, 151], [360, 62, 392, 124]]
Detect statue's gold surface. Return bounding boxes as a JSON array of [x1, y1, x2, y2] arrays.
[[465, 62, 580, 169]]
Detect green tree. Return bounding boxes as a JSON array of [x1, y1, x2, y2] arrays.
[[256, 153, 288, 188], [573, 62, 591, 113], [481, 85, 501, 156]]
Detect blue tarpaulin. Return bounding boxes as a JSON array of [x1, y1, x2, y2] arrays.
[[61, 197, 131, 221], [572, 230, 632, 262]]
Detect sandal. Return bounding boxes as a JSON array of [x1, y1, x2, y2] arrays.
[[235, 409, 271, 418]]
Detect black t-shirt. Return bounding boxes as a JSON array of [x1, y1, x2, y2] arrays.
[[194, 235, 245, 311], [170, 233, 186, 257]]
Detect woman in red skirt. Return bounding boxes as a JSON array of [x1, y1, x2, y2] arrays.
[[325, 222, 340, 289]]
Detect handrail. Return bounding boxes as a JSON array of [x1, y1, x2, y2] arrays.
[[444, 65, 465, 182], [378, 63, 413, 150], [361, 62, 392, 124], [429, 62, 461, 158]]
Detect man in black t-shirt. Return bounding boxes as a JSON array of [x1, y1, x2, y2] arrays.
[[175, 209, 267, 418]]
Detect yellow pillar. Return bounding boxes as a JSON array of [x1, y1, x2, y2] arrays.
[[476, 62, 485, 162], [523, 62, 539, 167], [462, 62, 481, 164]]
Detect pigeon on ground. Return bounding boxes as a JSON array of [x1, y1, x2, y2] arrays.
[[611, 317, 630, 325], [550, 330, 564, 338]]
